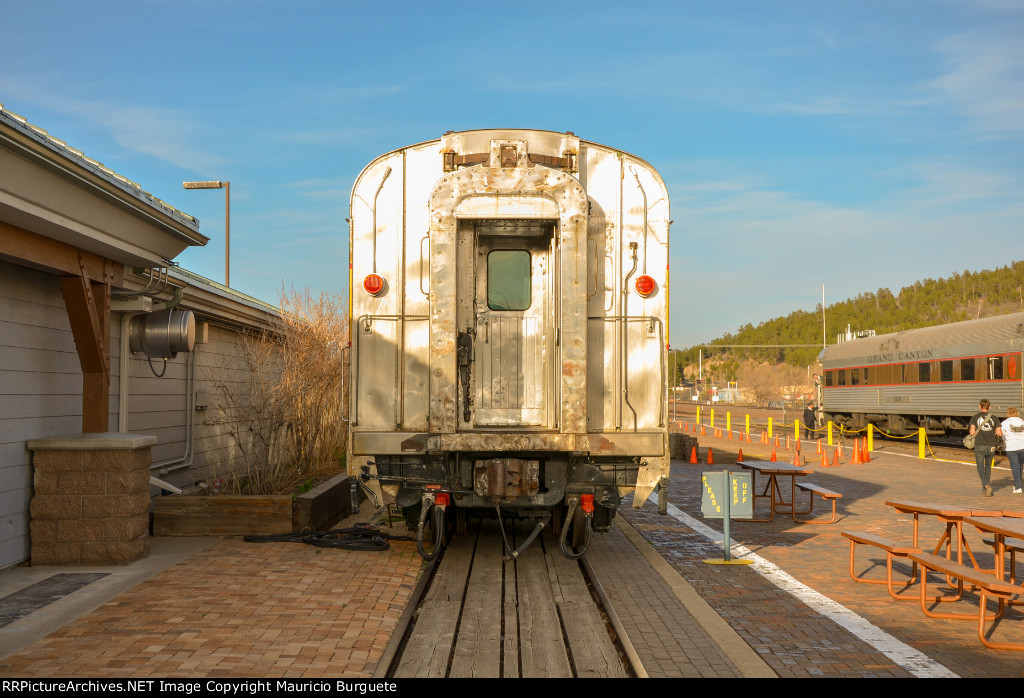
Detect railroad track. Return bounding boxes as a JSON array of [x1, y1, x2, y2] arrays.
[[378, 518, 637, 678]]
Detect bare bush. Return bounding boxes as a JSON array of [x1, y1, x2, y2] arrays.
[[205, 289, 348, 495]]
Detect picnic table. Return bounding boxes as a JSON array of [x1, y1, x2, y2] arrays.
[[885, 500, 1002, 570], [963, 516, 1024, 585], [738, 461, 811, 523]]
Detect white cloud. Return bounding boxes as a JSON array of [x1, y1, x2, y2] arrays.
[[926, 32, 1024, 137], [0, 76, 226, 171]]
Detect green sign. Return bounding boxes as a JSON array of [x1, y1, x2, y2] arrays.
[[701, 471, 753, 519]]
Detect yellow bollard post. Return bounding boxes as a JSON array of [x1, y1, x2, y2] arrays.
[[794, 420, 799, 443], [727, 412, 732, 437], [867, 424, 873, 452], [768, 417, 773, 439], [919, 427, 925, 459], [696, 406, 700, 426], [710, 409, 715, 428], [827, 421, 833, 446], [745, 413, 750, 436]]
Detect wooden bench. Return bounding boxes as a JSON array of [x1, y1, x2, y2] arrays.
[[841, 531, 920, 599], [793, 482, 842, 524], [908, 551, 1024, 652]]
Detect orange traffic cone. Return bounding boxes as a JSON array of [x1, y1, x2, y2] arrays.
[[737, 449, 745, 463], [837, 442, 844, 458], [832, 448, 841, 466], [701, 425, 706, 436], [706, 448, 714, 465], [793, 449, 802, 467], [785, 435, 791, 449], [726, 429, 732, 440], [816, 439, 822, 454], [851, 440, 862, 464], [821, 452, 830, 468], [689, 446, 699, 464], [770, 449, 777, 462], [775, 435, 780, 448], [862, 437, 871, 462]]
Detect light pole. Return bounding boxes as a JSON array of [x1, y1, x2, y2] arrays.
[[183, 180, 230, 286]]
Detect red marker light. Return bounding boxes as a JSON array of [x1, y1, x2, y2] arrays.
[[580, 494, 595, 514], [363, 273, 385, 296], [635, 275, 656, 297], [435, 493, 450, 507]]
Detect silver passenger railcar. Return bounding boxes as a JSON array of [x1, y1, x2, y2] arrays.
[[347, 129, 670, 559], [821, 312, 1024, 436]]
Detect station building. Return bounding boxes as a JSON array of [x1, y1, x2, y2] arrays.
[[0, 106, 281, 569]]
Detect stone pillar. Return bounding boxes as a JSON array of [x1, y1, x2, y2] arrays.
[[27, 433, 155, 565]]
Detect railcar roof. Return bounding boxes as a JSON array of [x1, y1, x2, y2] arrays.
[[824, 311, 1024, 362]]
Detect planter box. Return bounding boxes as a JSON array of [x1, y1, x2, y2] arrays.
[[152, 475, 354, 536], [293, 474, 352, 532], [152, 495, 292, 536]]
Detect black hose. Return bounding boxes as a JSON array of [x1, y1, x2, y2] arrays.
[[558, 498, 592, 560], [505, 520, 546, 561], [244, 525, 414, 552], [416, 501, 444, 561]]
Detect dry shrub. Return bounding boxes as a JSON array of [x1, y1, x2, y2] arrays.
[[206, 289, 348, 495]]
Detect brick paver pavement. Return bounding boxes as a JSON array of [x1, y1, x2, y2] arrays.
[[622, 429, 1024, 678], [0, 538, 423, 678]]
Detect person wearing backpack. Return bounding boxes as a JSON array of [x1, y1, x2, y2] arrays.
[[969, 399, 1004, 497]]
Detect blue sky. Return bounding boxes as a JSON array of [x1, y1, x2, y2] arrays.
[[3, 0, 1023, 348]]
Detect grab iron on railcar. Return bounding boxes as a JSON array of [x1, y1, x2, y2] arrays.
[[347, 129, 670, 560]]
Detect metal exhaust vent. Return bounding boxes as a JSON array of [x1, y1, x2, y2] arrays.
[[129, 309, 196, 359]]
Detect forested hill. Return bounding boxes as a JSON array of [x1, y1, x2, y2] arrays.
[[682, 261, 1024, 369]]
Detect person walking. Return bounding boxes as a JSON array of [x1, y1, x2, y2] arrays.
[[1001, 407, 1024, 494], [969, 399, 1004, 497]]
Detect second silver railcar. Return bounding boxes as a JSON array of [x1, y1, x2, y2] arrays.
[[821, 312, 1024, 435]]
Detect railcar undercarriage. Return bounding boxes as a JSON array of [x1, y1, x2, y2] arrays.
[[364, 453, 643, 560]]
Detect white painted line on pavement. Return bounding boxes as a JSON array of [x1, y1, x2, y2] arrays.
[[660, 501, 959, 679]]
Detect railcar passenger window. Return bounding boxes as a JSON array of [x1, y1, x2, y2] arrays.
[[989, 356, 1004, 380], [940, 360, 953, 382], [487, 250, 531, 311], [862, 367, 870, 385], [918, 362, 930, 382], [837, 370, 846, 386], [851, 369, 859, 386], [961, 359, 975, 381], [825, 371, 833, 387], [1010, 354, 1021, 379]]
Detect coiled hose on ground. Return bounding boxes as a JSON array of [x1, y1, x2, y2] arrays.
[[558, 498, 592, 560], [244, 525, 414, 551]]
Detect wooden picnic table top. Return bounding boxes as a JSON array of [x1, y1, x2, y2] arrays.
[[962, 516, 1024, 539], [884, 500, 1003, 518], [738, 461, 812, 475]]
